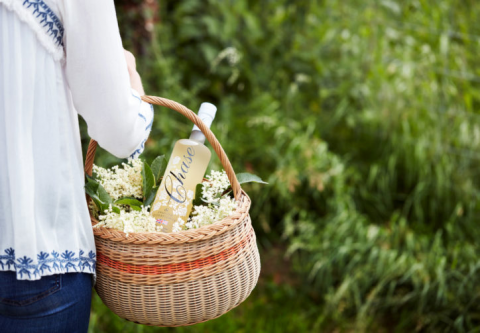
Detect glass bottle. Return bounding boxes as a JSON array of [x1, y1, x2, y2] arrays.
[[151, 103, 217, 232]]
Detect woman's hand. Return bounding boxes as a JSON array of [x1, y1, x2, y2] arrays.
[[124, 49, 145, 96]]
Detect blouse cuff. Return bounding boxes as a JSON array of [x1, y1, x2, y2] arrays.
[[129, 89, 154, 160]]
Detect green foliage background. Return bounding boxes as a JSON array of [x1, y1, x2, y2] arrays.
[[86, 0, 480, 332]]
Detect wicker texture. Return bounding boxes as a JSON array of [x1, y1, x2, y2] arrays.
[[85, 96, 261, 326]]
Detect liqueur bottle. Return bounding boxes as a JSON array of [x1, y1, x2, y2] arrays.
[[151, 103, 217, 232]]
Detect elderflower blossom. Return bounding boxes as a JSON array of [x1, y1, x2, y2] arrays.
[[93, 159, 143, 200], [92, 163, 236, 234], [172, 217, 185, 233], [202, 170, 231, 202], [95, 205, 163, 236], [185, 197, 237, 230], [180, 170, 237, 231]]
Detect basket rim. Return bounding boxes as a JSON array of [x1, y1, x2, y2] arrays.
[[91, 190, 251, 245]]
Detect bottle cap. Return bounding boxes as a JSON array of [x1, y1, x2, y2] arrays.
[[192, 102, 217, 132]]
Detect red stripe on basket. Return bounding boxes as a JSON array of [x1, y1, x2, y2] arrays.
[[97, 233, 251, 275]]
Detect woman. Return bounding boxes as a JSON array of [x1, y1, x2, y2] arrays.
[[0, 0, 154, 331]]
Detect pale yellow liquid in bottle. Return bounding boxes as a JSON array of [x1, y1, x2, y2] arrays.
[[151, 139, 211, 232]]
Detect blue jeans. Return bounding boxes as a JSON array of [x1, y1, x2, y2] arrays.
[[0, 272, 93, 333]]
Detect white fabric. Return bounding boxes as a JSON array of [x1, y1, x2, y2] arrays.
[[0, 0, 154, 280], [0, 0, 65, 61]]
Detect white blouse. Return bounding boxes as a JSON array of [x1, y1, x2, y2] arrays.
[[0, 0, 154, 280]]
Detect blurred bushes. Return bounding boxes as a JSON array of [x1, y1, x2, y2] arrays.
[[86, 0, 480, 331]]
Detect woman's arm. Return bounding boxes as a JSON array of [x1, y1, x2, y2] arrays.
[[124, 49, 145, 96], [60, 0, 153, 159]]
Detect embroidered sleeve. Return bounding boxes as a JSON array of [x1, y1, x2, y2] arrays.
[[129, 89, 154, 160], [61, 0, 155, 159]]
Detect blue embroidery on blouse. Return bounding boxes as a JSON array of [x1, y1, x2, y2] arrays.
[[130, 104, 154, 159], [145, 120, 153, 131], [145, 104, 154, 131], [131, 93, 142, 103], [0, 247, 96, 279], [129, 138, 147, 160], [23, 0, 64, 47]]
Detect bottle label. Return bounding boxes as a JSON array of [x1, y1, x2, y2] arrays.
[[151, 141, 210, 232]]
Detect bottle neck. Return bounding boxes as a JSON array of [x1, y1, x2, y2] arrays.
[[189, 130, 206, 144]]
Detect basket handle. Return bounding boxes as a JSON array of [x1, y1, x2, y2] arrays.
[[84, 96, 242, 200]]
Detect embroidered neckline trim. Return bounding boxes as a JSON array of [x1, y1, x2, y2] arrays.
[[0, 247, 96, 280], [0, 0, 65, 61], [23, 0, 64, 47]]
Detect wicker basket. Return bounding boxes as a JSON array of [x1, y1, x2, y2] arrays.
[[84, 96, 261, 327]]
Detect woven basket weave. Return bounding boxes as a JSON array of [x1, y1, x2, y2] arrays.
[[84, 96, 261, 327]]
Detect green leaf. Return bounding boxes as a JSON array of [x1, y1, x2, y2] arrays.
[[85, 182, 104, 208], [85, 181, 99, 197], [85, 178, 116, 214], [97, 184, 113, 204], [151, 155, 166, 184], [86, 191, 108, 214], [85, 168, 119, 215], [142, 161, 155, 200], [193, 183, 204, 207], [85, 173, 97, 183], [111, 205, 121, 214], [236, 173, 268, 185], [145, 186, 159, 207], [218, 173, 267, 198], [114, 197, 143, 207]]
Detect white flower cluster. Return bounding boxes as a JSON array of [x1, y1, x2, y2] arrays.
[[181, 170, 237, 231], [185, 197, 236, 230], [92, 162, 236, 234], [94, 205, 164, 236], [93, 159, 143, 200], [172, 217, 186, 233], [202, 170, 232, 202]]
